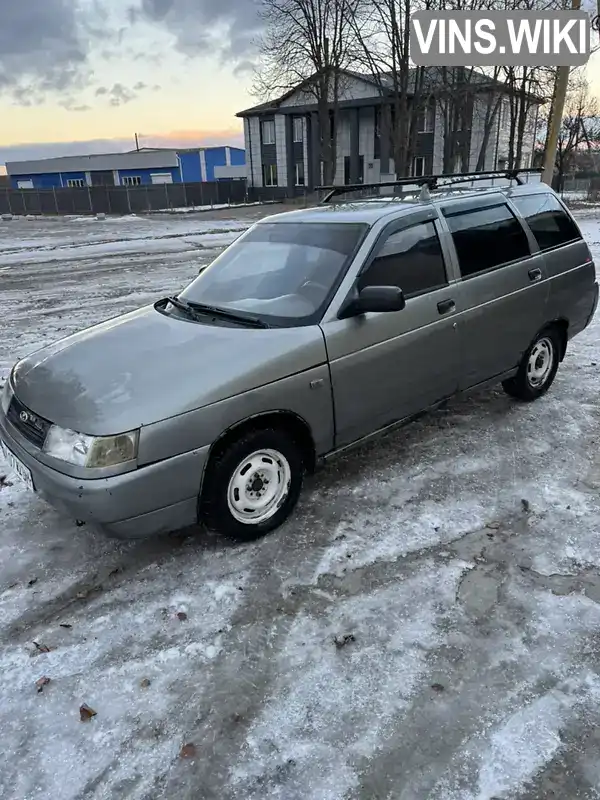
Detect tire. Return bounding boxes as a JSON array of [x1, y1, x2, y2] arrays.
[[502, 326, 561, 402], [201, 427, 304, 541]]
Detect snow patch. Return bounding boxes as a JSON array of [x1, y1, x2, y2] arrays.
[[0, 557, 252, 800], [230, 561, 465, 799]]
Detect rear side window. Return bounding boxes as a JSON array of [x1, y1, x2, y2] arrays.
[[358, 221, 447, 297], [445, 203, 530, 278], [511, 193, 582, 251]]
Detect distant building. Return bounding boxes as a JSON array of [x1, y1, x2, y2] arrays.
[[6, 145, 245, 189], [237, 69, 543, 191]]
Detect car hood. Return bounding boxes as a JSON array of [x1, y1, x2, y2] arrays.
[[12, 305, 327, 436]]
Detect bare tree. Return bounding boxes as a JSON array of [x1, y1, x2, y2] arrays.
[[500, 65, 555, 169], [251, 0, 589, 187], [431, 66, 475, 173], [347, 0, 431, 177], [551, 78, 600, 189], [473, 67, 506, 171], [252, 0, 362, 184], [348, 0, 500, 177]]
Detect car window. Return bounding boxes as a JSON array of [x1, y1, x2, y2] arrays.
[[216, 243, 298, 280], [179, 222, 367, 326], [358, 221, 447, 297], [511, 193, 582, 251], [445, 203, 531, 278]]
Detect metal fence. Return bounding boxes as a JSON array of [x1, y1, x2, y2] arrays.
[[554, 176, 600, 206], [0, 180, 293, 217], [5, 174, 600, 216]]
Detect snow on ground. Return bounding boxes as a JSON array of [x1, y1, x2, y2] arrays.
[[2, 207, 600, 799], [148, 201, 272, 214]]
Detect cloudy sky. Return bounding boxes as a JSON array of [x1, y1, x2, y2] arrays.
[[1, 0, 600, 169], [0, 0, 260, 167]]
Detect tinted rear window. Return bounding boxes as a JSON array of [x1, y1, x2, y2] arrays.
[[445, 203, 530, 278], [511, 193, 582, 251]]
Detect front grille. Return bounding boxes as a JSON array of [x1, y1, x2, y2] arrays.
[[7, 395, 51, 448]]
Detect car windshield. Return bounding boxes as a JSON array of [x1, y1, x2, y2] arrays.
[[179, 222, 367, 326]]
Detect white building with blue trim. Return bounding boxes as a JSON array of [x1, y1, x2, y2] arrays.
[[6, 145, 245, 190]]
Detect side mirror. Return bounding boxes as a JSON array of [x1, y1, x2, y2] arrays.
[[338, 285, 406, 319]]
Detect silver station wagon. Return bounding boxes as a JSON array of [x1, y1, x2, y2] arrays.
[[1, 169, 597, 540]]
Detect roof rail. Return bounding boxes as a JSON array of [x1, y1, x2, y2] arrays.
[[316, 168, 543, 203]]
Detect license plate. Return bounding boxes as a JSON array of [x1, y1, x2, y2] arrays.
[[0, 439, 34, 492]]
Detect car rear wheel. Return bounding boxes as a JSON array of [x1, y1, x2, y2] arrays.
[[502, 326, 561, 402], [201, 427, 304, 541]]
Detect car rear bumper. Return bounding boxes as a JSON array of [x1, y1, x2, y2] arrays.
[[0, 410, 209, 538], [588, 281, 599, 327], [567, 280, 599, 343]]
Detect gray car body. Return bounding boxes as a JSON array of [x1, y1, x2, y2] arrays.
[[1, 183, 597, 537]]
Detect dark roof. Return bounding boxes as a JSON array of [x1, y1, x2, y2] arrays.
[[237, 67, 545, 117]]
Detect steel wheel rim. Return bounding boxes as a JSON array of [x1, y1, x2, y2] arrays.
[[227, 448, 291, 525], [527, 337, 554, 388]]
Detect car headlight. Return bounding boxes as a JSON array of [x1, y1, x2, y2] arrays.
[[43, 426, 139, 468], [0, 378, 13, 415]]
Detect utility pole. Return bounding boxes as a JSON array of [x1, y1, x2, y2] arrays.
[[541, 0, 582, 185]]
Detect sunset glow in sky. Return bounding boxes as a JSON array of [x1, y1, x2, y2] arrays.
[[1, 0, 600, 169], [0, 0, 256, 166]]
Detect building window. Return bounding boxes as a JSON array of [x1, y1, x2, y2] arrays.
[[293, 117, 303, 142], [295, 161, 305, 186], [412, 157, 425, 177], [374, 107, 383, 160], [450, 155, 463, 174], [263, 163, 278, 186], [150, 173, 173, 185], [417, 105, 435, 133], [344, 155, 365, 185], [262, 120, 275, 145], [67, 179, 86, 188], [122, 176, 142, 186], [16, 179, 34, 189]]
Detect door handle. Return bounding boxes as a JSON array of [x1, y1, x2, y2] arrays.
[[437, 298, 455, 315], [528, 268, 542, 281]]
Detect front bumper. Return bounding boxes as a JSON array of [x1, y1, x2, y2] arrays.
[[0, 409, 210, 538]]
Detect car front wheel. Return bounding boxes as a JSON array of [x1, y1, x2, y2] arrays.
[[502, 326, 561, 402], [201, 428, 304, 541]]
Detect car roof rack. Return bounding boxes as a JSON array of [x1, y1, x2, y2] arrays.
[[316, 168, 544, 203]]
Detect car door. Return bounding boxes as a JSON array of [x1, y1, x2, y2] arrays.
[[510, 191, 594, 334], [438, 196, 549, 391], [320, 210, 461, 449]]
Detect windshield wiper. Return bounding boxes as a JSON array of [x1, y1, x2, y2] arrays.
[[163, 296, 201, 320], [185, 301, 270, 329]]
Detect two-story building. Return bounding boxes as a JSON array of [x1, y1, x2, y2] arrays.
[[237, 69, 544, 191]]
